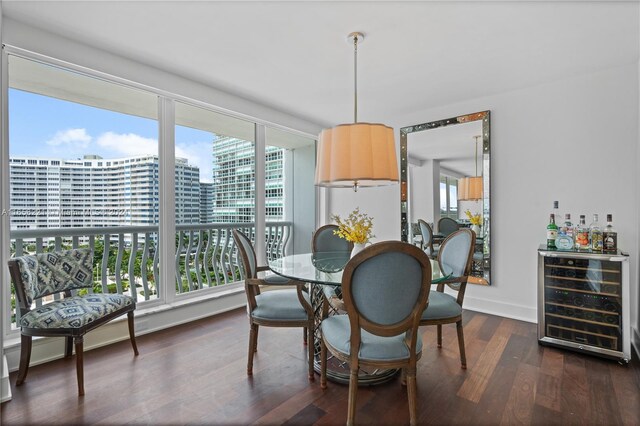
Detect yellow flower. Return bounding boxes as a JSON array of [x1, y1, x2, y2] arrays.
[[465, 209, 482, 226], [331, 208, 374, 244]]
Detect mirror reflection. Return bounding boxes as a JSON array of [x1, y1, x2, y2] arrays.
[[400, 111, 491, 285]]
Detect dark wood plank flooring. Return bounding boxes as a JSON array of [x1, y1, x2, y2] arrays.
[[2, 309, 639, 425]]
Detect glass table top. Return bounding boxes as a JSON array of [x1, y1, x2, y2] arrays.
[[268, 251, 445, 287]]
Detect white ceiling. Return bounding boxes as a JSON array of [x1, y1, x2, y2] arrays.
[[2, 1, 639, 131]]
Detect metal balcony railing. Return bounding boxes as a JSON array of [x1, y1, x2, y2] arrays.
[[8, 221, 292, 328]]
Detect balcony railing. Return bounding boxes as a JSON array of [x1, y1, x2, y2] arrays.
[[9, 221, 292, 327]]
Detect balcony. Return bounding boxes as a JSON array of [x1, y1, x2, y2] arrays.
[[8, 221, 292, 329]]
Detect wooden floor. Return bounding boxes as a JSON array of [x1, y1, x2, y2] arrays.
[[2, 308, 639, 425]]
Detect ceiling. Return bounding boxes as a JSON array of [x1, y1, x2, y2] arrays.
[[2, 1, 639, 131]]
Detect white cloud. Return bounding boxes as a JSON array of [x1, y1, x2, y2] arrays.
[[95, 132, 158, 157], [46, 128, 92, 148]]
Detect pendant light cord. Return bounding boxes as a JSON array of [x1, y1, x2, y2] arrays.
[[353, 33, 358, 123]]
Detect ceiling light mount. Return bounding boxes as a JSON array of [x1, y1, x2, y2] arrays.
[[346, 32, 364, 45]]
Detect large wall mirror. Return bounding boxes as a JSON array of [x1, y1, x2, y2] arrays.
[[400, 111, 491, 285]]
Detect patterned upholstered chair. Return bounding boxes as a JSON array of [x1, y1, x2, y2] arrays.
[[232, 229, 315, 380], [320, 241, 431, 426], [7, 248, 138, 396], [312, 224, 353, 312], [420, 229, 475, 368], [438, 217, 460, 237]]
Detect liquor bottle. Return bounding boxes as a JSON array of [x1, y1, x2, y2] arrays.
[[552, 201, 559, 220], [589, 214, 603, 252], [603, 214, 617, 253], [546, 214, 558, 249], [556, 214, 574, 250], [575, 215, 590, 250]]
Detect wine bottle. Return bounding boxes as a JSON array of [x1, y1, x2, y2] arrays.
[[547, 214, 558, 248], [575, 215, 590, 250], [589, 214, 603, 252], [603, 214, 617, 253]]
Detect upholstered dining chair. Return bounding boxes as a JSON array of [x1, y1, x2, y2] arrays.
[[312, 224, 353, 253], [7, 248, 138, 396], [312, 224, 353, 312], [232, 229, 315, 380], [420, 228, 475, 369], [437, 217, 460, 237], [418, 219, 437, 258], [320, 241, 432, 426]]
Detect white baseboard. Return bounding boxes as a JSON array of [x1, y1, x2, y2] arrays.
[[4, 289, 246, 373], [462, 295, 538, 324], [1, 355, 11, 403], [633, 327, 640, 361]]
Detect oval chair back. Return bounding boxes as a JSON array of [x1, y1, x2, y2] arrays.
[[438, 217, 460, 237], [437, 228, 475, 289], [417, 219, 434, 254], [312, 224, 353, 253]]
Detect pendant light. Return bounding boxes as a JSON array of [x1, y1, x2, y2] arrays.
[[458, 135, 483, 201], [314, 32, 399, 192]]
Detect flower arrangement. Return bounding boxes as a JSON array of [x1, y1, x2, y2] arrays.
[[331, 208, 374, 244], [465, 209, 482, 226]]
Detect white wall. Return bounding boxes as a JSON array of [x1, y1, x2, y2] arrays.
[[329, 63, 639, 329]]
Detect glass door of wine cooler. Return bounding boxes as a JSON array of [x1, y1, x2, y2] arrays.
[[537, 247, 630, 363]]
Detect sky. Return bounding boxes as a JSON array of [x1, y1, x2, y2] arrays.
[[8, 89, 215, 182]]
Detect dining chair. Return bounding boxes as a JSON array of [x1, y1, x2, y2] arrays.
[[312, 224, 354, 253], [232, 229, 315, 380], [420, 228, 475, 368], [7, 248, 138, 396], [320, 241, 431, 426], [438, 217, 460, 237], [417, 219, 437, 258], [312, 224, 353, 312]]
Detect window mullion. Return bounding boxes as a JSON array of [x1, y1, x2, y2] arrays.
[[159, 97, 176, 303], [255, 124, 266, 265]]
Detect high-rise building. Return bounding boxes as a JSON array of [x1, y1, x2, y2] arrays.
[[9, 154, 202, 230], [211, 135, 285, 223], [199, 182, 215, 224]]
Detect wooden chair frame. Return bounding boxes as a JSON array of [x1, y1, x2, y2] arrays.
[[420, 228, 475, 368], [320, 241, 432, 426], [232, 229, 315, 380], [8, 258, 138, 396]]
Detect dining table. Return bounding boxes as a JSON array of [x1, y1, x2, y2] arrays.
[[268, 250, 448, 385]]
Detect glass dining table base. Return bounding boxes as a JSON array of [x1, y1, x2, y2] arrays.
[[310, 283, 400, 385]]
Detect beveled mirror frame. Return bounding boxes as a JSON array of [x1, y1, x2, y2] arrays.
[[400, 110, 491, 285]]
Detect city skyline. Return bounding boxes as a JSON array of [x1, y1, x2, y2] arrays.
[[9, 88, 216, 183]]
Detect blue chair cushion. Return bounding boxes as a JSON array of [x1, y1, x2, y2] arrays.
[[321, 315, 422, 362], [263, 274, 292, 285], [20, 293, 135, 329], [252, 289, 310, 321], [421, 290, 462, 321]]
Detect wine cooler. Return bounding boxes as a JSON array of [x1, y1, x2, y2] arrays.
[[538, 247, 630, 363]]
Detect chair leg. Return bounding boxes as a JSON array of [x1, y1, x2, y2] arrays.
[[456, 320, 467, 369], [127, 311, 139, 356], [247, 323, 258, 375], [307, 324, 314, 381], [254, 325, 259, 353], [16, 334, 32, 386], [320, 338, 328, 389], [437, 324, 442, 348], [406, 368, 418, 426], [347, 368, 358, 426], [400, 367, 407, 386], [303, 327, 308, 345], [65, 336, 73, 358], [74, 337, 85, 396]]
